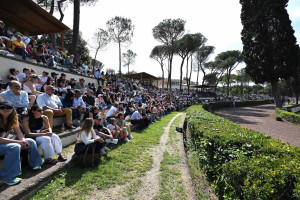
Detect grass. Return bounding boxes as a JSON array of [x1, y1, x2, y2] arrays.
[[154, 114, 187, 200], [30, 112, 180, 200], [187, 152, 217, 200]]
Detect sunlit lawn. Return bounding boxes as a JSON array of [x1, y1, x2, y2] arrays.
[[30, 112, 180, 200]]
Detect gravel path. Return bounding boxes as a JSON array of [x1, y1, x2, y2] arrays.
[[214, 104, 300, 147]]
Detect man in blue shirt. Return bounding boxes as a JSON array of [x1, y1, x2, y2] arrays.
[[0, 81, 35, 114]]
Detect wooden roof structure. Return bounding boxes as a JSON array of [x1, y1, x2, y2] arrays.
[[125, 72, 159, 82], [0, 0, 69, 35]]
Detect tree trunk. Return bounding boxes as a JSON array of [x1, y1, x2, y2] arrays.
[[128, 64, 129, 74], [118, 42, 122, 77], [49, 34, 56, 48], [48, 0, 56, 49], [196, 63, 200, 90], [186, 55, 189, 91], [179, 57, 185, 92], [72, 0, 80, 63], [166, 58, 170, 90], [271, 81, 282, 108], [57, 0, 66, 21], [226, 75, 230, 95], [93, 48, 99, 74], [188, 55, 193, 93], [161, 64, 164, 91], [169, 54, 173, 90]]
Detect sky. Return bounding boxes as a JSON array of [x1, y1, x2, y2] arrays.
[[54, 0, 300, 82]]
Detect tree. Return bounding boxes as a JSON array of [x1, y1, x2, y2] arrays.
[[240, 0, 298, 107], [107, 16, 134, 77], [204, 61, 226, 92], [35, 0, 67, 47], [215, 50, 242, 95], [174, 33, 206, 91], [286, 45, 300, 104], [153, 18, 185, 90], [194, 46, 215, 86], [150, 45, 168, 90], [236, 68, 251, 95], [92, 59, 104, 71], [122, 49, 137, 74], [90, 28, 110, 73], [71, 0, 98, 63]]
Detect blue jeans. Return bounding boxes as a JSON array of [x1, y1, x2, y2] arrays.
[[0, 138, 42, 181], [14, 48, 28, 60]]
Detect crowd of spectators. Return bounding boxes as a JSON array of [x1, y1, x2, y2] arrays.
[[0, 20, 102, 79], [0, 65, 204, 186]]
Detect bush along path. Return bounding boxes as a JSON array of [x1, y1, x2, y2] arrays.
[[30, 112, 197, 200]]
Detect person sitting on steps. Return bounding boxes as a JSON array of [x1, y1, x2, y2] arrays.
[[22, 105, 67, 164], [36, 85, 75, 129]]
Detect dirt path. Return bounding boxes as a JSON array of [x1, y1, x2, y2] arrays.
[[134, 113, 183, 200], [91, 112, 197, 200], [214, 104, 300, 147]]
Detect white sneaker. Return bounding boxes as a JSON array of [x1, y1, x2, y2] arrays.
[[128, 135, 134, 139], [103, 146, 111, 151], [124, 137, 131, 142], [100, 149, 107, 155]]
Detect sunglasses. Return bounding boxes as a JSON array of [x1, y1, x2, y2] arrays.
[[36, 109, 43, 112], [0, 106, 13, 110]]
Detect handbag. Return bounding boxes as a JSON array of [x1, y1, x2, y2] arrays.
[[77, 144, 100, 168]]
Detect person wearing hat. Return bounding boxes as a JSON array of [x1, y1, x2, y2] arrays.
[[53, 46, 65, 65], [66, 55, 74, 67], [130, 107, 145, 130], [12, 34, 28, 60], [0, 101, 42, 185]]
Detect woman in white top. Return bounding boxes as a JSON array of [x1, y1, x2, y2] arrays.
[[23, 75, 43, 95], [74, 118, 104, 155]]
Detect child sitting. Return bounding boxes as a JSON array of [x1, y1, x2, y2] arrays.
[[107, 118, 128, 142], [93, 115, 117, 155], [117, 113, 134, 140]]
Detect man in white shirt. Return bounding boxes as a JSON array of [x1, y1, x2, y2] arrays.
[[37, 85, 75, 129], [22, 32, 31, 46], [36, 71, 49, 91], [16, 68, 31, 84], [106, 103, 119, 119], [130, 107, 144, 130]]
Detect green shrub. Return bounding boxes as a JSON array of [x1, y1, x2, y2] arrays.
[[202, 99, 274, 111], [186, 105, 300, 199], [276, 108, 300, 125]]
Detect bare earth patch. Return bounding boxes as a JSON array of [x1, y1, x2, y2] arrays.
[[214, 104, 300, 147]]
